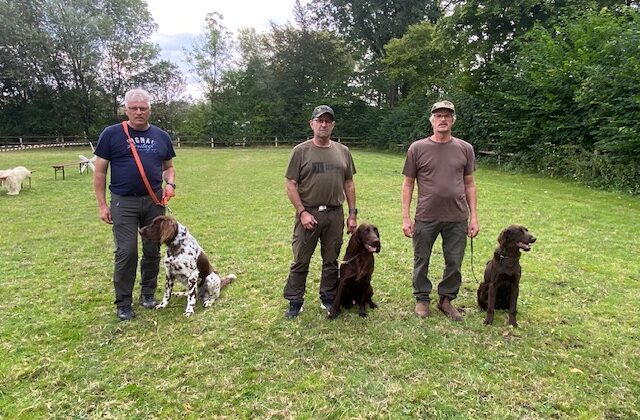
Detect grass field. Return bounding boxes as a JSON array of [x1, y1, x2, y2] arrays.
[[1, 147, 638, 419]]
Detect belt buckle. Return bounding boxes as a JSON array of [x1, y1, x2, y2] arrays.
[[318, 205, 327, 212]]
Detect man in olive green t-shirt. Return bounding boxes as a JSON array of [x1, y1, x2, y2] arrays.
[[283, 105, 358, 319]]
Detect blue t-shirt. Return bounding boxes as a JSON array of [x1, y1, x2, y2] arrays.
[[95, 123, 176, 196]]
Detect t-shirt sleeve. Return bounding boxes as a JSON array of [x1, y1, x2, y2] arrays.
[[164, 132, 176, 161], [345, 150, 356, 180], [94, 128, 111, 160], [285, 148, 300, 180], [464, 143, 475, 176], [402, 146, 417, 178]]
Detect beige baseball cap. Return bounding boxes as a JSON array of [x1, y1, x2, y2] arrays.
[[431, 100, 455, 113]]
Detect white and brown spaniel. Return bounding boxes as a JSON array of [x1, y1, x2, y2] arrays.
[[139, 216, 236, 316]]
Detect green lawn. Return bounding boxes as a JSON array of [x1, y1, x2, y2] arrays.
[[1, 148, 638, 419]]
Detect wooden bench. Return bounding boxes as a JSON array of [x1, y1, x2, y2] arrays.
[[52, 161, 89, 180]]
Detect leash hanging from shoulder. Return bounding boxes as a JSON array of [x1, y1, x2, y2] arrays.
[[121, 121, 174, 214]]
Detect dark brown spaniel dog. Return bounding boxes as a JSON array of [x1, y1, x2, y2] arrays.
[[328, 223, 381, 319], [477, 225, 536, 327], [139, 216, 236, 317]]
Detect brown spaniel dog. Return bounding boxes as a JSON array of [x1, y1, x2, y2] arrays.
[[477, 225, 536, 327], [328, 223, 381, 319]]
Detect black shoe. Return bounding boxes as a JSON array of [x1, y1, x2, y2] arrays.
[[139, 294, 157, 309], [285, 302, 304, 319], [117, 305, 135, 321]]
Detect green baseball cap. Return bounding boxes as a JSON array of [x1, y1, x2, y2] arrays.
[[311, 105, 335, 120]]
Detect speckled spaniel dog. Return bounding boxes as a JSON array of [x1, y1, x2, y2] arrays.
[[139, 216, 236, 317]]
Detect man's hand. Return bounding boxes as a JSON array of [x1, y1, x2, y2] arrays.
[[468, 219, 480, 238], [300, 210, 317, 230], [99, 204, 112, 224], [347, 214, 357, 234], [402, 217, 414, 238], [162, 185, 175, 205]]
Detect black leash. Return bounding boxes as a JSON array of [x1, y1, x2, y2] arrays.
[[470, 236, 480, 283]]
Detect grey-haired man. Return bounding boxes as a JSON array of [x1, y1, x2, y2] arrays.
[[94, 88, 176, 321], [283, 105, 358, 319], [401, 100, 479, 320]]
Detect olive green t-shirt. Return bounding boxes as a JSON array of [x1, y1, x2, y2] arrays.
[[402, 136, 475, 222], [285, 140, 356, 207]]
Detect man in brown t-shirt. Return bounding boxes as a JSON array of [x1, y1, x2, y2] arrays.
[[283, 105, 358, 319], [401, 100, 479, 320]]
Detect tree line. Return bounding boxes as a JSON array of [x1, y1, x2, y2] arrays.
[[1, 0, 638, 192]]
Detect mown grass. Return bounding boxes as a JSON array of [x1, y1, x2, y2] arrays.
[[1, 148, 638, 419]]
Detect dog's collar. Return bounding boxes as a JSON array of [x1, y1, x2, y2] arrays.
[[170, 223, 188, 246]]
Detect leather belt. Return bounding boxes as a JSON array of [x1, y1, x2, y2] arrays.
[[305, 205, 342, 212]]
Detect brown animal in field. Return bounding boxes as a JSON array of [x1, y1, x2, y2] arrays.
[[477, 225, 536, 327], [139, 216, 236, 316], [328, 223, 381, 319]]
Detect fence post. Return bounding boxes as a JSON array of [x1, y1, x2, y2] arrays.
[[211, 138, 214, 148], [19, 137, 24, 149], [275, 136, 278, 147]]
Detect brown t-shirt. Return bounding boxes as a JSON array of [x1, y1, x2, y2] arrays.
[[285, 140, 356, 207], [402, 136, 475, 222]]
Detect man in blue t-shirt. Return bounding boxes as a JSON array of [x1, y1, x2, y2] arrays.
[[93, 88, 176, 321]]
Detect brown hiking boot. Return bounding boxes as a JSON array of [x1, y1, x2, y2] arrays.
[[414, 301, 431, 318], [437, 296, 463, 321]]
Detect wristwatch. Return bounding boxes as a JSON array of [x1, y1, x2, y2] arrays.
[[166, 182, 176, 189], [348, 208, 358, 215]]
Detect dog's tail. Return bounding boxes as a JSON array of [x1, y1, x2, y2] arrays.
[[221, 274, 236, 288]]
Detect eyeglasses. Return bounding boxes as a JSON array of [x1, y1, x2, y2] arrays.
[[127, 106, 149, 112], [313, 118, 334, 125], [433, 114, 453, 120]]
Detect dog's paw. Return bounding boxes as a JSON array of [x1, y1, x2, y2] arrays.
[[483, 318, 493, 326], [155, 301, 168, 309], [183, 310, 194, 317], [203, 300, 214, 308], [359, 312, 368, 318]]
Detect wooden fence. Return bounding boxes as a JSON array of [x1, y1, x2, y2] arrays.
[[0, 135, 365, 151]]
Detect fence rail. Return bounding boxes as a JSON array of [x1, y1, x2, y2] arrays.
[[0, 135, 365, 151]]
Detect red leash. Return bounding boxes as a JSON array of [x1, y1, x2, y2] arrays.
[[121, 121, 171, 208]]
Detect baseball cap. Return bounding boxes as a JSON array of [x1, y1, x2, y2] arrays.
[[311, 105, 335, 120], [431, 100, 455, 114]]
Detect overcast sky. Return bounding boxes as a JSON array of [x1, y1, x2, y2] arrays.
[[146, 0, 305, 99]]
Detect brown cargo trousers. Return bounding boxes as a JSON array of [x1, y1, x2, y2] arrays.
[[283, 206, 344, 306]]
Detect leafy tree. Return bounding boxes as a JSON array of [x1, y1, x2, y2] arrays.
[[0, 0, 169, 135], [308, 0, 442, 105], [265, 23, 355, 136], [459, 7, 640, 191], [185, 12, 234, 104], [98, 0, 160, 123]]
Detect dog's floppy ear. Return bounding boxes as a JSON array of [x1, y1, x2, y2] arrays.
[[374, 226, 381, 252], [356, 224, 365, 247], [159, 217, 177, 244], [344, 224, 362, 256], [497, 228, 510, 245]]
